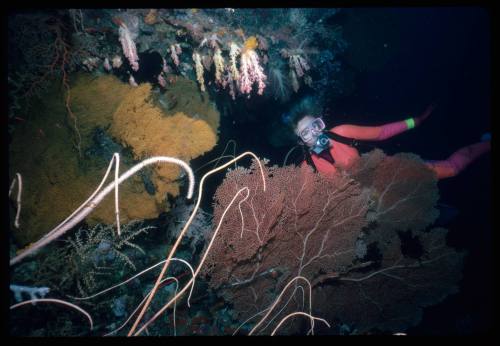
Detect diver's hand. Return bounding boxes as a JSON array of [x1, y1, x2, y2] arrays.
[[415, 103, 436, 126]]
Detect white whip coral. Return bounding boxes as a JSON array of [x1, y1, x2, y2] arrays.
[[10, 154, 194, 266], [118, 23, 139, 71], [192, 52, 206, 92], [9, 173, 22, 228]]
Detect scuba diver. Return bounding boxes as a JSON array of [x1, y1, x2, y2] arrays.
[[285, 96, 491, 180]]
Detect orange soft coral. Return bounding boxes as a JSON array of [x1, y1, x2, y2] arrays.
[[242, 36, 258, 53]]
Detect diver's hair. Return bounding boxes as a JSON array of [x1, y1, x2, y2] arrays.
[[286, 96, 323, 130]]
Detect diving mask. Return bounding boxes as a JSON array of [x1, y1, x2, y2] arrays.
[[298, 118, 326, 143]]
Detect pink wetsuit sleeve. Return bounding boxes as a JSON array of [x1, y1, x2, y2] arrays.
[[425, 141, 490, 179], [331, 120, 411, 141], [376, 120, 410, 140]]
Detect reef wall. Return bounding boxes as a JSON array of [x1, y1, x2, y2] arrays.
[[9, 74, 219, 247]]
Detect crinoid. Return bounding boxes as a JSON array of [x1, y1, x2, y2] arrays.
[[63, 220, 155, 296]]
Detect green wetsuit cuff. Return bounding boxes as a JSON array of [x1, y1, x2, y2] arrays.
[[405, 117, 416, 130]]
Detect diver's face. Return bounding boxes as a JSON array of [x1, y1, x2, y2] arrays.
[[295, 116, 325, 147]]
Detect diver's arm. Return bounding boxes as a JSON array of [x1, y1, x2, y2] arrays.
[[331, 104, 435, 141], [330, 120, 414, 141]]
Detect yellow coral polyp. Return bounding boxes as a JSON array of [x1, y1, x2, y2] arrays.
[[242, 36, 258, 53]]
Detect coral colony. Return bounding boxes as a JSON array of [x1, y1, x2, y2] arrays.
[[8, 9, 475, 336]]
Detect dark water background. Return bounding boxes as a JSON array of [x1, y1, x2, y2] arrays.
[[198, 7, 492, 334]]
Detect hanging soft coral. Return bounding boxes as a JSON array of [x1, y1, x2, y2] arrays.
[[238, 37, 267, 96], [229, 42, 241, 80], [118, 22, 139, 71], [115, 13, 140, 71], [213, 48, 225, 84], [242, 36, 258, 53], [192, 52, 206, 92], [170, 43, 182, 66], [289, 54, 310, 78]]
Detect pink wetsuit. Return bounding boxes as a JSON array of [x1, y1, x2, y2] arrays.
[[301, 119, 490, 180]]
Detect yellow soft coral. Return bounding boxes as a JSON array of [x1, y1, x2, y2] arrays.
[[110, 83, 218, 206], [70, 73, 132, 145], [9, 74, 219, 247], [242, 36, 258, 53], [144, 9, 158, 25]]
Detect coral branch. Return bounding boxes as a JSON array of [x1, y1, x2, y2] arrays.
[[201, 150, 463, 334], [9, 173, 22, 228], [10, 298, 94, 331], [238, 49, 267, 96], [193, 52, 206, 92], [128, 151, 266, 336], [118, 23, 139, 71], [10, 155, 194, 266]]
